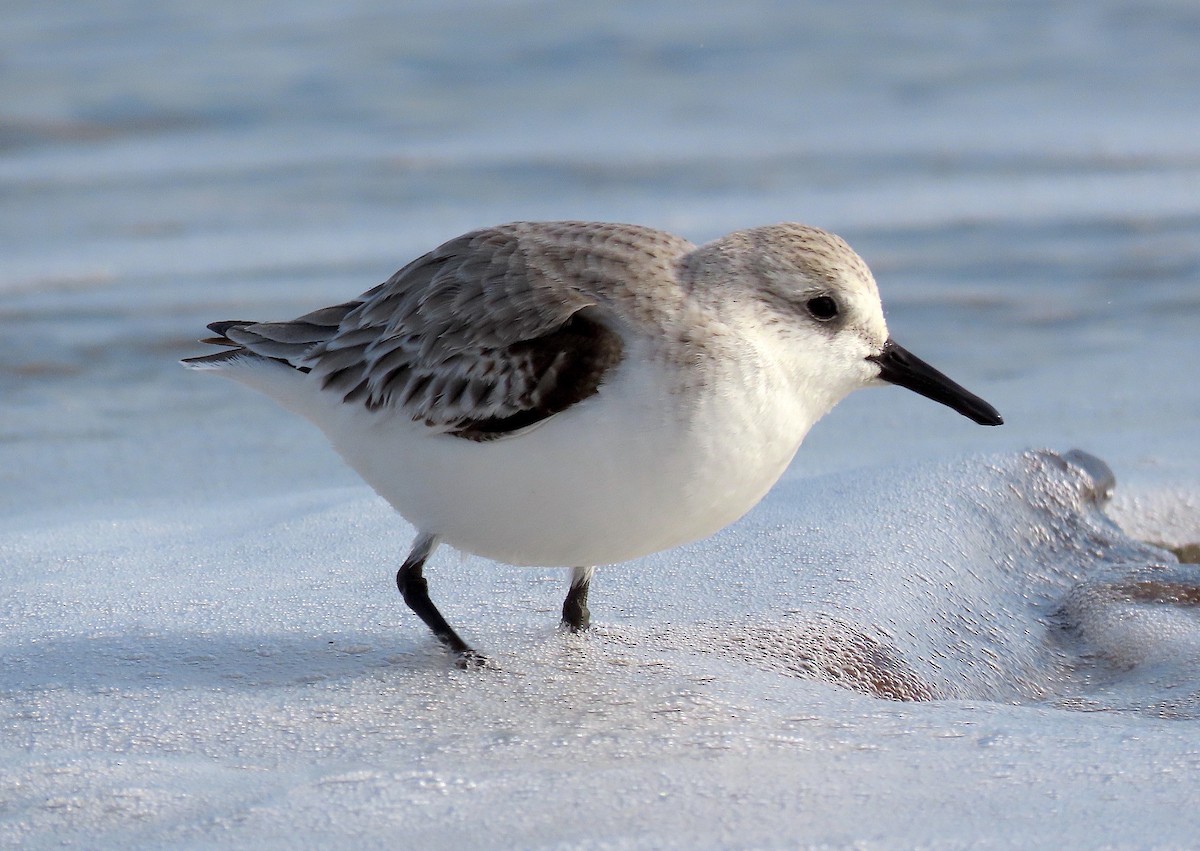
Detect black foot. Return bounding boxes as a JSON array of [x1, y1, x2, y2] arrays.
[[396, 534, 481, 661], [455, 649, 491, 670], [561, 567, 593, 633]]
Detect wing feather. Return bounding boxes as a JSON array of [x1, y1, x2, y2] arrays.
[[195, 221, 694, 439]]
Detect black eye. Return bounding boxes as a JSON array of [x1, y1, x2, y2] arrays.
[[806, 295, 839, 321]]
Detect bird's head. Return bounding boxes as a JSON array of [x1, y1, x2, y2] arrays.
[[690, 223, 1003, 427]]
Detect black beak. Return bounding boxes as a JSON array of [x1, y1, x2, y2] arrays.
[[869, 340, 1003, 426]]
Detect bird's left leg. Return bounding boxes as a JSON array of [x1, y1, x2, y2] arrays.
[[395, 533, 485, 667], [561, 566, 595, 632]]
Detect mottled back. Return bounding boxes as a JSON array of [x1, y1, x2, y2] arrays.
[[191, 222, 694, 439]]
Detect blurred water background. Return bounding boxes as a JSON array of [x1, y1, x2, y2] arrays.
[[3, 0, 1199, 516]]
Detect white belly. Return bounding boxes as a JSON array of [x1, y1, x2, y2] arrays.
[[311, 355, 810, 567]]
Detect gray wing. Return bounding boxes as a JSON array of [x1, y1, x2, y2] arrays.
[[193, 221, 693, 440]]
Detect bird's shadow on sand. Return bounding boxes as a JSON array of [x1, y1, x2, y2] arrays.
[[0, 630, 461, 694]]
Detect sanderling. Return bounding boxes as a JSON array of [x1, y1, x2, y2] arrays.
[[185, 220, 1002, 665]]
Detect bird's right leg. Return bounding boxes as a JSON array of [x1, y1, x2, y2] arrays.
[[395, 533, 485, 667]]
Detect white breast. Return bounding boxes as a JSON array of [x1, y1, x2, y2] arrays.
[[309, 339, 813, 567]]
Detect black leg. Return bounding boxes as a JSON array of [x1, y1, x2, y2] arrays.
[[561, 566, 595, 632], [395, 534, 485, 667]]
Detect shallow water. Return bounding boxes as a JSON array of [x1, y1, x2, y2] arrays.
[[2, 1, 1199, 846]]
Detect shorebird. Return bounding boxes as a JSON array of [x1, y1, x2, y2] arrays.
[[185, 221, 1002, 665]]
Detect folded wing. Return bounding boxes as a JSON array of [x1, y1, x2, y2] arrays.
[[187, 222, 692, 440]]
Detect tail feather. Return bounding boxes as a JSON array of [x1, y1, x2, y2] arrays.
[[180, 348, 253, 369], [180, 339, 315, 414], [222, 327, 314, 362], [182, 297, 361, 390], [242, 321, 333, 345], [207, 320, 256, 338], [184, 299, 360, 370]]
